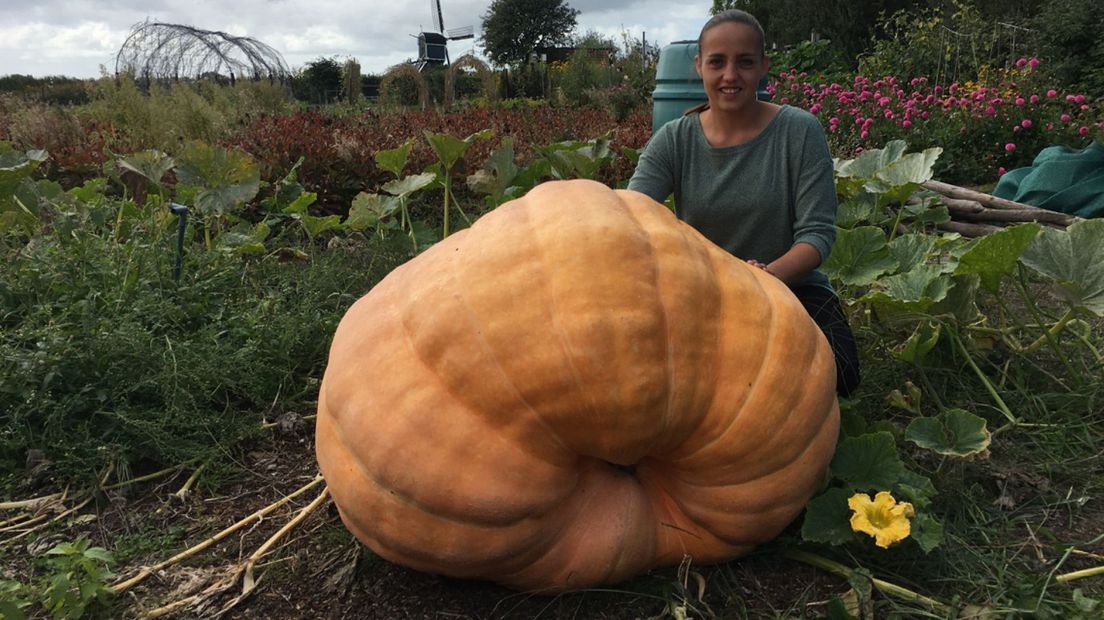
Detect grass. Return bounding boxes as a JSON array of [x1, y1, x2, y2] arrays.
[[0, 204, 410, 488]]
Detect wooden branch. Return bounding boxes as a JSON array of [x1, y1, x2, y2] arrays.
[[937, 220, 1004, 238], [922, 180, 1079, 225], [938, 196, 1075, 227], [924, 180, 1035, 210]]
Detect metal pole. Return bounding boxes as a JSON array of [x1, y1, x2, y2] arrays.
[[169, 203, 189, 282]]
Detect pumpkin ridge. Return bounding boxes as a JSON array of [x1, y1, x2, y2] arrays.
[[442, 213, 576, 461], [656, 405, 839, 547], [611, 196, 676, 456], [653, 395, 834, 496], [322, 395, 524, 528], [522, 188, 667, 460], [323, 428, 571, 574], [671, 266, 777, 462], [704, 291, 834, 478], [521, 198, 605, 450], [324, 305, 575, 529], [615, 188, 726, 457]]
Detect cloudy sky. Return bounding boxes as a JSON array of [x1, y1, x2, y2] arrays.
[[0, 0, 714, 78]]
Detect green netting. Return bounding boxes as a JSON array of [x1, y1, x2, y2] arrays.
[[994, 141, 1104, 219]]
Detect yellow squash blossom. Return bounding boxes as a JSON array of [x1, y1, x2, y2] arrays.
[[848, 491, 915, 548]]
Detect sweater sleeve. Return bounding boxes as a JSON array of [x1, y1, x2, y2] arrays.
[[627, 123, 676, 203], [790, 114, 838, 263]]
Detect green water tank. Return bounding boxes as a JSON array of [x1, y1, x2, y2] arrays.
[[651, 40, 771, 134]]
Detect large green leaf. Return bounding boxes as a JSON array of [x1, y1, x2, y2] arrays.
[[954, 223, 1041, 292], [873, 147, 943, 203], [534, 136, 614, 180], [901, 199, 950, 228], [893, 468, 937, 509], [175, 141, 260, 216], [824, 226, 898, 287], [383, 172, 436, 198], [836, 194, 879, 229], [218, 221, 270, 255], [0, 146, 47, 212], [862, 265, 952, 312], [1019, 219, 1104, 316], [800, 487, 858, 546], [1, 148, 54, 235], [346, 192, 399, 231], [375, 139, 414, 179], [424, 129, 492, 171], [467, 137, 519, 204], [115, 150, 175, 188], [905, 409, 991, 457], [830, 431, 905, 490], [889, 233, 937, 273], [834, 140, 909, 185], [928, 274, 981, 323], [834, 141, 941, 204], [299, 213, 343, 239], [424, 132, 468, 171], [280, 191, 318, 215]]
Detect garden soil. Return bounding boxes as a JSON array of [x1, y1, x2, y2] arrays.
[[9, 420, 1103, 619]]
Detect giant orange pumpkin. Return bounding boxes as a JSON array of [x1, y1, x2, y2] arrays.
[[316, 179, 839, 592]]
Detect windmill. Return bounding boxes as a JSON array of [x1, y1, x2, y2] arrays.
[[413, 0, 474, 71]]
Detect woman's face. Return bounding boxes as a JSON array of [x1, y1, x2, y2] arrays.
[[695, 21, 768, 115]]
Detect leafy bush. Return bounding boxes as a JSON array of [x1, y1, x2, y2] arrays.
[[0, 180, 405, 482], [554, 49, 617, 106], [770, 39, 851, 84], [81, 76, 293, 153], [581, 84, 642, 121], [1, 539, 115, 620], [859, 1, 1012, 84], [0, 74, 91, 106], [1030, 0, 1104, 97]]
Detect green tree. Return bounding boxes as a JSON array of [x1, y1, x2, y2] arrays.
[[291, 56, 343, 104], [1031, 0, 1104, 96], [710, 0, 933, 65], [480, 0, 580, 66]]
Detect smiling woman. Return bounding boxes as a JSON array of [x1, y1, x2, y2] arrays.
[[629, 9, 861, 397]]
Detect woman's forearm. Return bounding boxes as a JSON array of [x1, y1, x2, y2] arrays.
[[765, 242, 823, 284]]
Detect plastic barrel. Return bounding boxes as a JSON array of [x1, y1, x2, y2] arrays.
[[651, 40, 771, 134]]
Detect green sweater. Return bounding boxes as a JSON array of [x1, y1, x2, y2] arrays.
[[627, 105, 837, 288]]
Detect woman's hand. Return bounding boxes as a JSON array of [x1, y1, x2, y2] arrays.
[[745, 259, 774, 277], [747, 243, 823, 284]]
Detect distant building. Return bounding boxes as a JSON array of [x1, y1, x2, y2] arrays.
[[532, 46, 616, 64]]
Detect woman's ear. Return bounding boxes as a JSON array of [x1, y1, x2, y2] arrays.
[[694, 54, 703, 78]]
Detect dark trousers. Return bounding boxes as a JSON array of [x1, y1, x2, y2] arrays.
[[790, 284, 861, 397]]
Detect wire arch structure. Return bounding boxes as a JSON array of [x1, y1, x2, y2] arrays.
[[115, 21, 291, 87]]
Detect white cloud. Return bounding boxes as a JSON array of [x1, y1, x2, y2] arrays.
[[0, 0, 714, 78]]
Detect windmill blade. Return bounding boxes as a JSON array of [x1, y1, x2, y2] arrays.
[[446, 25, 474, 40], [430, 0, 444, 33]]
